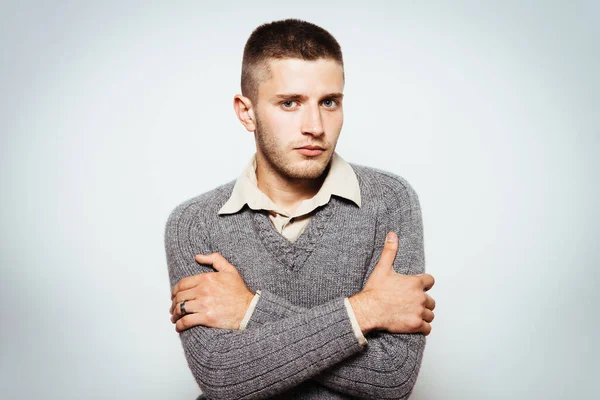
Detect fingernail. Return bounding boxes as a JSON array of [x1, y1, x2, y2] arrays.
[[386, 232, 397, 242]]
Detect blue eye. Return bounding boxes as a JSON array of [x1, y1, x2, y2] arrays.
[[323, 99, 337, 107], [282, 101, 297, 108]]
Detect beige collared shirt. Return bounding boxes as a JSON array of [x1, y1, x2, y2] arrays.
[[218, 152, 367, 346], [218, 151, 362, 241]]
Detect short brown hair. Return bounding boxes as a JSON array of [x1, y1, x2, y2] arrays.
[[241, 19, 344, 104]]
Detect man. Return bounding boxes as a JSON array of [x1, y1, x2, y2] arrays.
[[165, 18, 436, 400]]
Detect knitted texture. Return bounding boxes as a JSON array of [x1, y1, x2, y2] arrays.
[[164, 163, 427, 400]]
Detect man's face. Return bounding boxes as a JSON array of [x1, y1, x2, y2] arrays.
[[252, 58, 344, 180]]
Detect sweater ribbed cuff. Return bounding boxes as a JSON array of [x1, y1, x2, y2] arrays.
[[344, 297, 368, 346], [239, 290, 261, 330]]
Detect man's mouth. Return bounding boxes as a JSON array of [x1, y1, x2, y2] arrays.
[[297, 145, 325, 150], [296, 146, 325, 156]]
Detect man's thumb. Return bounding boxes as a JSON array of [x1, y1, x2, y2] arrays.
[[374, 232, 398, 272], [195, 253, 232, 273]]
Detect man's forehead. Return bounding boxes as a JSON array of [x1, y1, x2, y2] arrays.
[[257, 57, 344, 95]]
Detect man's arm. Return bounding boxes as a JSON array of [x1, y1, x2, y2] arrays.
[[242, 180, 430, 399], [165, 202, 366, 400]]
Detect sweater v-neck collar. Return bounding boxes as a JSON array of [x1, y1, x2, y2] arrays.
[[251, 198, 337, 271]]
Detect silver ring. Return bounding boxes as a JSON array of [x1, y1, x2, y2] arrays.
[[180, 300, 188, 315]]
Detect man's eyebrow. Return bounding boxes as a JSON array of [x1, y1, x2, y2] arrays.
[[273, 93, 307, 101], [322, 92, 344, 100], [272, 93, 344, 101]]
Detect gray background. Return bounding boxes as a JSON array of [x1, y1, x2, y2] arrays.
[[1, 1, 598, 399]]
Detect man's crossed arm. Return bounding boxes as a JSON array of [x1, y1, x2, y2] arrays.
[[165, 187, 435, 400], [170, 234, 435, 399], [170, 234, 435, 337]]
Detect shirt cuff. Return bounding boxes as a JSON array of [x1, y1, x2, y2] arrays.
[[344, 297, 368, 346], [239, 290, 261, 330]]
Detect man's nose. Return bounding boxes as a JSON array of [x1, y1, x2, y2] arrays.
[[301, 105, 324, 137]]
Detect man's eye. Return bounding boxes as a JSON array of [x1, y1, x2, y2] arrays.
[[282, 101, 297, 108], [322, 99, 337, 107]]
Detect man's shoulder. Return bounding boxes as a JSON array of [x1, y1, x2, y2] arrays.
[[165, 179, 236, 231], [349, 162, 421, 211]]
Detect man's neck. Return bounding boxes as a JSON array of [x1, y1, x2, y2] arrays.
[[255, 158, 328, 216]]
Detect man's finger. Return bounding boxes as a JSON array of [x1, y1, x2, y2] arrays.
[[195, 253, 233, 273], [421, 321, 432, 336], [171, 253, 224, 298], [422, 308, 435, 323], [419, 273, 435, 291], [171, 298, 198, 323], [424, 293, 436, 311], [170, 288, 197, 315], [171, 271, 217, 298], [176, 313, 206, 333], [374, 232, 398, 272], [171, 274, 202, 297]]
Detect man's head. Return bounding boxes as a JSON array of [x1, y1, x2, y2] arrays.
[[234, 19, 345, 181]]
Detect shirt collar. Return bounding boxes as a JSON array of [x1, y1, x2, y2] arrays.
[[218, 151, 361, 217]]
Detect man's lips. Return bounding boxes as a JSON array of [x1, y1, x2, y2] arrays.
[[296, 146, 325, 156], [297, 145, 325, 150]]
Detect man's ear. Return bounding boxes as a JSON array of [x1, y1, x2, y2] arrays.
[[233, 94, 256, 132]]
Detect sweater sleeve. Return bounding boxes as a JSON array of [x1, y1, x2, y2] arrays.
[[164, 202, 366, 400], [244, 177, 427, 400], [241, 291, 367, 345]]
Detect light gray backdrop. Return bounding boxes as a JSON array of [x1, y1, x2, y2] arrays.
[[1, 1, 598, 399]]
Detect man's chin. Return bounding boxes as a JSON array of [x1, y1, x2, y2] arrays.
[[286, 158, 330, 180]]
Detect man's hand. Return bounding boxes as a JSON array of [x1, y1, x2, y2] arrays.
[[169, 253, 254, 333], [349, 232, 436, 336]]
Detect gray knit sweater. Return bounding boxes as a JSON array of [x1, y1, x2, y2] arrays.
[[164, 163, 426, 400]]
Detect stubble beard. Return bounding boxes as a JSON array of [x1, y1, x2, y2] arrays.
[[254, 115, 333, 181]]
